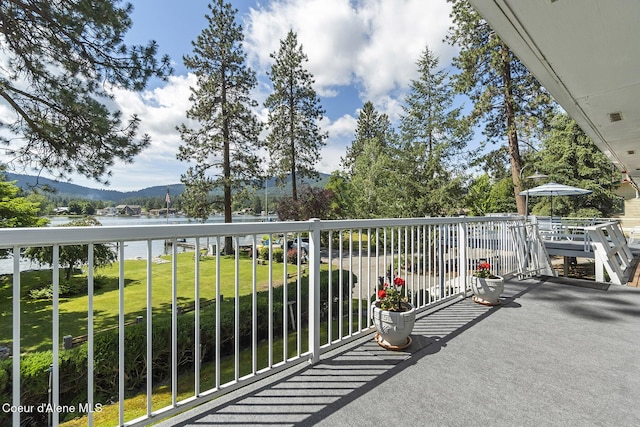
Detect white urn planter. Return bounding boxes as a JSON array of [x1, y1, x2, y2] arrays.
[[371, 301, 416, 350], [471, 276, 504, 306]]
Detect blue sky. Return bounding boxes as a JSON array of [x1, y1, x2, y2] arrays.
[[62, 0, 460, 191]]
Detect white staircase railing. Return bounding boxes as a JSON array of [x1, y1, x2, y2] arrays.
[[585, 221, 634, 285], [509, 222, 555, 279]]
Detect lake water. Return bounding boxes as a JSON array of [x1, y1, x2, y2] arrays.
[[1, 214, 267, 274]]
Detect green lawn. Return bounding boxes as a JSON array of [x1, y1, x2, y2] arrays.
[[0, 252, 302, 353], [1, 251, 369, 427]]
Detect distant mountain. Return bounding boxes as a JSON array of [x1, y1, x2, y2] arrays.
[[4, 172, 331, 201], [5, 173, 184, 201]]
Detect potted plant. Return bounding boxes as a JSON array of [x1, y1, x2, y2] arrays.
[[471, 261, 504, 306], [371, 275, 416, 350]]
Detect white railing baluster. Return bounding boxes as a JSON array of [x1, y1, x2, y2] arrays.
[[87, 244, 95, 427], [358, 228, 363, 332], [215, 236, 221, 389], [366, 228, 372, 327], [171, 238, 178, 407], [252, 234, 258, 374], [296, 235, 301, 356], [118, 241, 125, 426], [145, 240, 152, 416], [338, 231, 343, 339], [52, 245, 59, 427], [268, 234, 273, 368], [194, 237, 201, 395], [348, 229, 353, 336], [283, 233, 289, 363], [309, 218, 321, 364], [458, 222, 468, 296], [234, 236, 240, 380], [327, 231, 333, 345], [12, 246, 21, 427]]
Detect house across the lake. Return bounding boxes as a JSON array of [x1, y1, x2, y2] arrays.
[[115, 204, 142, 216]]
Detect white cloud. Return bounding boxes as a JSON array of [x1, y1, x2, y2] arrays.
[[241, 0, 458, 183], [326, 114, 358, 139], [11, 0, 459, 192], [94, 74, 196, 190], [245, 0, 455, 105], [316, 113, 358, 173], [110, 74, 195, 156]]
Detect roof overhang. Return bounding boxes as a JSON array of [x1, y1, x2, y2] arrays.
[[468, 0, 640, 183]]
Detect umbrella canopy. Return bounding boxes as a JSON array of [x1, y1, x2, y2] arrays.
[[519, 182, 592, 197], [519, 182, 592, 218]]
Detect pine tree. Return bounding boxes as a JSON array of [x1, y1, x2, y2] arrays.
[[398, 46, 469, 216], [342, 101, 397, 218], [446, 0, 555, 214], [349, 137, 395, 218], [179, 169, 218, 224], [0, 0, 171, 183], [531, 112, 619, 217], [264, 30, 327, 202], [342, 101, 394, 175], [177, 0, 262, 253]]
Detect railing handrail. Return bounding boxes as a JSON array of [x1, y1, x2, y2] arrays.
[[0, 215, 522, 248]]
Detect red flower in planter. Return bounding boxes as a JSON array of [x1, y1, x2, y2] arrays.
[[376, 274, 408, 312], [394, 277, 406, 287], [475, 262, 497, 279]]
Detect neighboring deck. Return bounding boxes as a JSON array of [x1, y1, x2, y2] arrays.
[[158, 276, 640, 427]]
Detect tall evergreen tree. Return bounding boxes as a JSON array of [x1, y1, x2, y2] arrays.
[[342, 101, 394, 175], [531, 112, 619, 217], [264, 30, 327, 202], [179, 169, 218, 224], [349, 137, 395, 218], [177, 0, 262, 253], [341, 101, 397, 218], [446, 0, 555, 214], [398, 46, 469, 216], [0, 0, 171, 183]]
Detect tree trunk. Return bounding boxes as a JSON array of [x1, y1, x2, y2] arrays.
[[222, 72, 234, 255], [502, 43, 525, 215], [289, 85, 298, 204]]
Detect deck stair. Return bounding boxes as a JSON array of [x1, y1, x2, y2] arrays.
[[585, 221, 633, 284], [533, 217, 634, 285]]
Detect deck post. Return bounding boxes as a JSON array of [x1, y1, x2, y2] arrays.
[[309, 218, 321, 364], [458, 221, 468, 296]]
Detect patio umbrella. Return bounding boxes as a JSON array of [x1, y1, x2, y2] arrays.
[[518, 182, 592, 218]]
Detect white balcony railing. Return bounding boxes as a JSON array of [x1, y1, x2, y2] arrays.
[[0, 216, 524, 426]]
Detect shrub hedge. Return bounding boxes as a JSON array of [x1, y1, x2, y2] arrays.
[[0, 269, 355, 426]]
